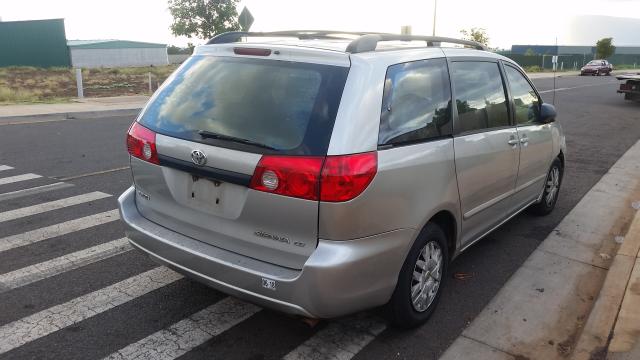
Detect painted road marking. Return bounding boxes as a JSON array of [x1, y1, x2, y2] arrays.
[[0, 165, 13, 172], [56, 166, 131, 181], [0, 209, 120, 253], [0, 173, 42, 186], [283, 314, 387, 360], [0, 267, 182, 355], [0, 182, 74, 202], [103, 297, 261, 360], [0, 191, 110, 223], [0, 238, 131, 292]]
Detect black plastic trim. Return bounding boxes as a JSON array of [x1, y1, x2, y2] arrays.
[[158, 154, 252, 187]]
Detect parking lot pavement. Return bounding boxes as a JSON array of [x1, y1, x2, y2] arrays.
[[0, 75, 638, 360]]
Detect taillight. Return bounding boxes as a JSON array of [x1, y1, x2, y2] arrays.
[[249, 152, 377, 202], [234, 47, 272, 56], [126, 122, 159, 164], [320, 152, 377, 202], [250, 156, 324, 200], [620, 83, 631, 91]]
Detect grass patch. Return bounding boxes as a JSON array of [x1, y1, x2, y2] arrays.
[[0, 65, 178, 104]]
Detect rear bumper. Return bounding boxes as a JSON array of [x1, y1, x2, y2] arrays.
[[118, 186, 415, 318]]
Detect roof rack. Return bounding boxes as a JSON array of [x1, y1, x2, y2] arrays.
[[206, 31, 487, 53]]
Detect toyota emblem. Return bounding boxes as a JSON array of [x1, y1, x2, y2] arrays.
[[191, 150, 207, 166]]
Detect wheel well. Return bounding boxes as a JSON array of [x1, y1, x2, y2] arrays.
[[430, 211, 457, 256], [558, 151, 565, 169]]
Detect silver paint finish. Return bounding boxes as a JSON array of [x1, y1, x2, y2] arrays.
[[319, 139, 460, 242], [119, 186, 415, 318], [121, 43, 567, 319], [156, 134, 260, 175], [453, 128, 520, 246], [515, 123, 554, 199], [131, 156, 318, 270]]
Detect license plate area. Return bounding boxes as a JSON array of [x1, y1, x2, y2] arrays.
[[187, 175, 224, 212]]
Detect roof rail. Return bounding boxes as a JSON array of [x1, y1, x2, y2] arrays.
[[345, 34, 486, 52], [206, 30, 390, 45], [206, 31, 487, 52]]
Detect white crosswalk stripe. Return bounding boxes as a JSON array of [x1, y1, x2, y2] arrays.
[[0, 191, 110, 223], [283, 315, 386, 360], [0, 165, 13, 172], [0, 238, 132, 292], [0, 182, 74, 202], [0, 173, 41, 186], [103, 297, 261, 360], [0, 209, 120, 253], [0, 267, 182, 355]]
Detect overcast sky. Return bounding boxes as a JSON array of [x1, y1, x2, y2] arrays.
[[1, 0, 639, 49]]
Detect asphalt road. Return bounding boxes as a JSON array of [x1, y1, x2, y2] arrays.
[[0, 75, 638, 360]]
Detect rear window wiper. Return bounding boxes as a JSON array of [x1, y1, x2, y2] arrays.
[[198, 130, 277, 150]]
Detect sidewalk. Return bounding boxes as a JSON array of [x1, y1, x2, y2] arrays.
[[0, 95, 149, 124], [440, 140, 640, 360], [603, 217, 640, 360]]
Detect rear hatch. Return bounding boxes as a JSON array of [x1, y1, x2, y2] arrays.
[[128, 45, 350, 269]]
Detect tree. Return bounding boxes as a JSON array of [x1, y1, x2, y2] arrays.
[[524, 48, 536, 56], [595, 37, 615, 59], [168, 0, 241, 40], [167, 45, 193, 55], [459, 27, 489, 47]]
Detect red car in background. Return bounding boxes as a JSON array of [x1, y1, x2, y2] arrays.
[[580, 59, 613, 76]]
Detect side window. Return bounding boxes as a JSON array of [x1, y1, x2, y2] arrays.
[[450, 62, 509, 133], [379, 58, 452, 146], [504, 65, 540, 126]]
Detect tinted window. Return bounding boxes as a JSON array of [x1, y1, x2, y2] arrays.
[[139, 56, 349, 155], [451, 62, 509, 133], [379, 58, 452, 146], [504, 65, 540, 125]]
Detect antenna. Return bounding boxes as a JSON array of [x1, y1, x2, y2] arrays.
[[552, 37, 557, 105]]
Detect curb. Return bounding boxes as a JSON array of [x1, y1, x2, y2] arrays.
[[571, 212, 640, 359], [439, 140, 640, 360], [0, 108, 142, 125]]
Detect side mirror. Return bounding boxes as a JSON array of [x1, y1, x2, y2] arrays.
[[539, 103, 557, 123]]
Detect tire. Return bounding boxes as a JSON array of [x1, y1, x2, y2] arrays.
[[386, 222, 449, 328], [528, 158, 563, 216]]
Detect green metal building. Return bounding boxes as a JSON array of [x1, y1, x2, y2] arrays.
[[0, 18, 70, 67]]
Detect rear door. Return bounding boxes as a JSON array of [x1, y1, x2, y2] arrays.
[[450, 60, 520, 246], [503, 64, 552, 204], [131, 50, 349, 269]]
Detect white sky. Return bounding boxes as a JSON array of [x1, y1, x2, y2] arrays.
[[1, 0, 639, 49]]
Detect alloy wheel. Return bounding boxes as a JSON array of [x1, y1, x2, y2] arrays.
[[411, 241, 443, 312], [545, 166, 560, 206]]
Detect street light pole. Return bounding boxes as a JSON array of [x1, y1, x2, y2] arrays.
[[432, 0, 437, 36]]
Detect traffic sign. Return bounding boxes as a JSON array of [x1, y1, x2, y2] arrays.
[[239, 7, 254, 31]]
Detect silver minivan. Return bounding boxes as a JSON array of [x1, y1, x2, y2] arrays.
[[119, 31, 566, 328]]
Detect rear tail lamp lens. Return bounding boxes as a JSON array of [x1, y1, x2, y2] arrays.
[[250, 156, 323, 200], [320, 153, 377, 202], [249, 152, 377, 202], [127, 122, 159, 164]]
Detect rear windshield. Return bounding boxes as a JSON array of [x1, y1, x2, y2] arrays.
[[139, 56, 349, 155]]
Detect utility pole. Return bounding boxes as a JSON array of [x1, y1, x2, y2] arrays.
[[432, 0, 437, 36]]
